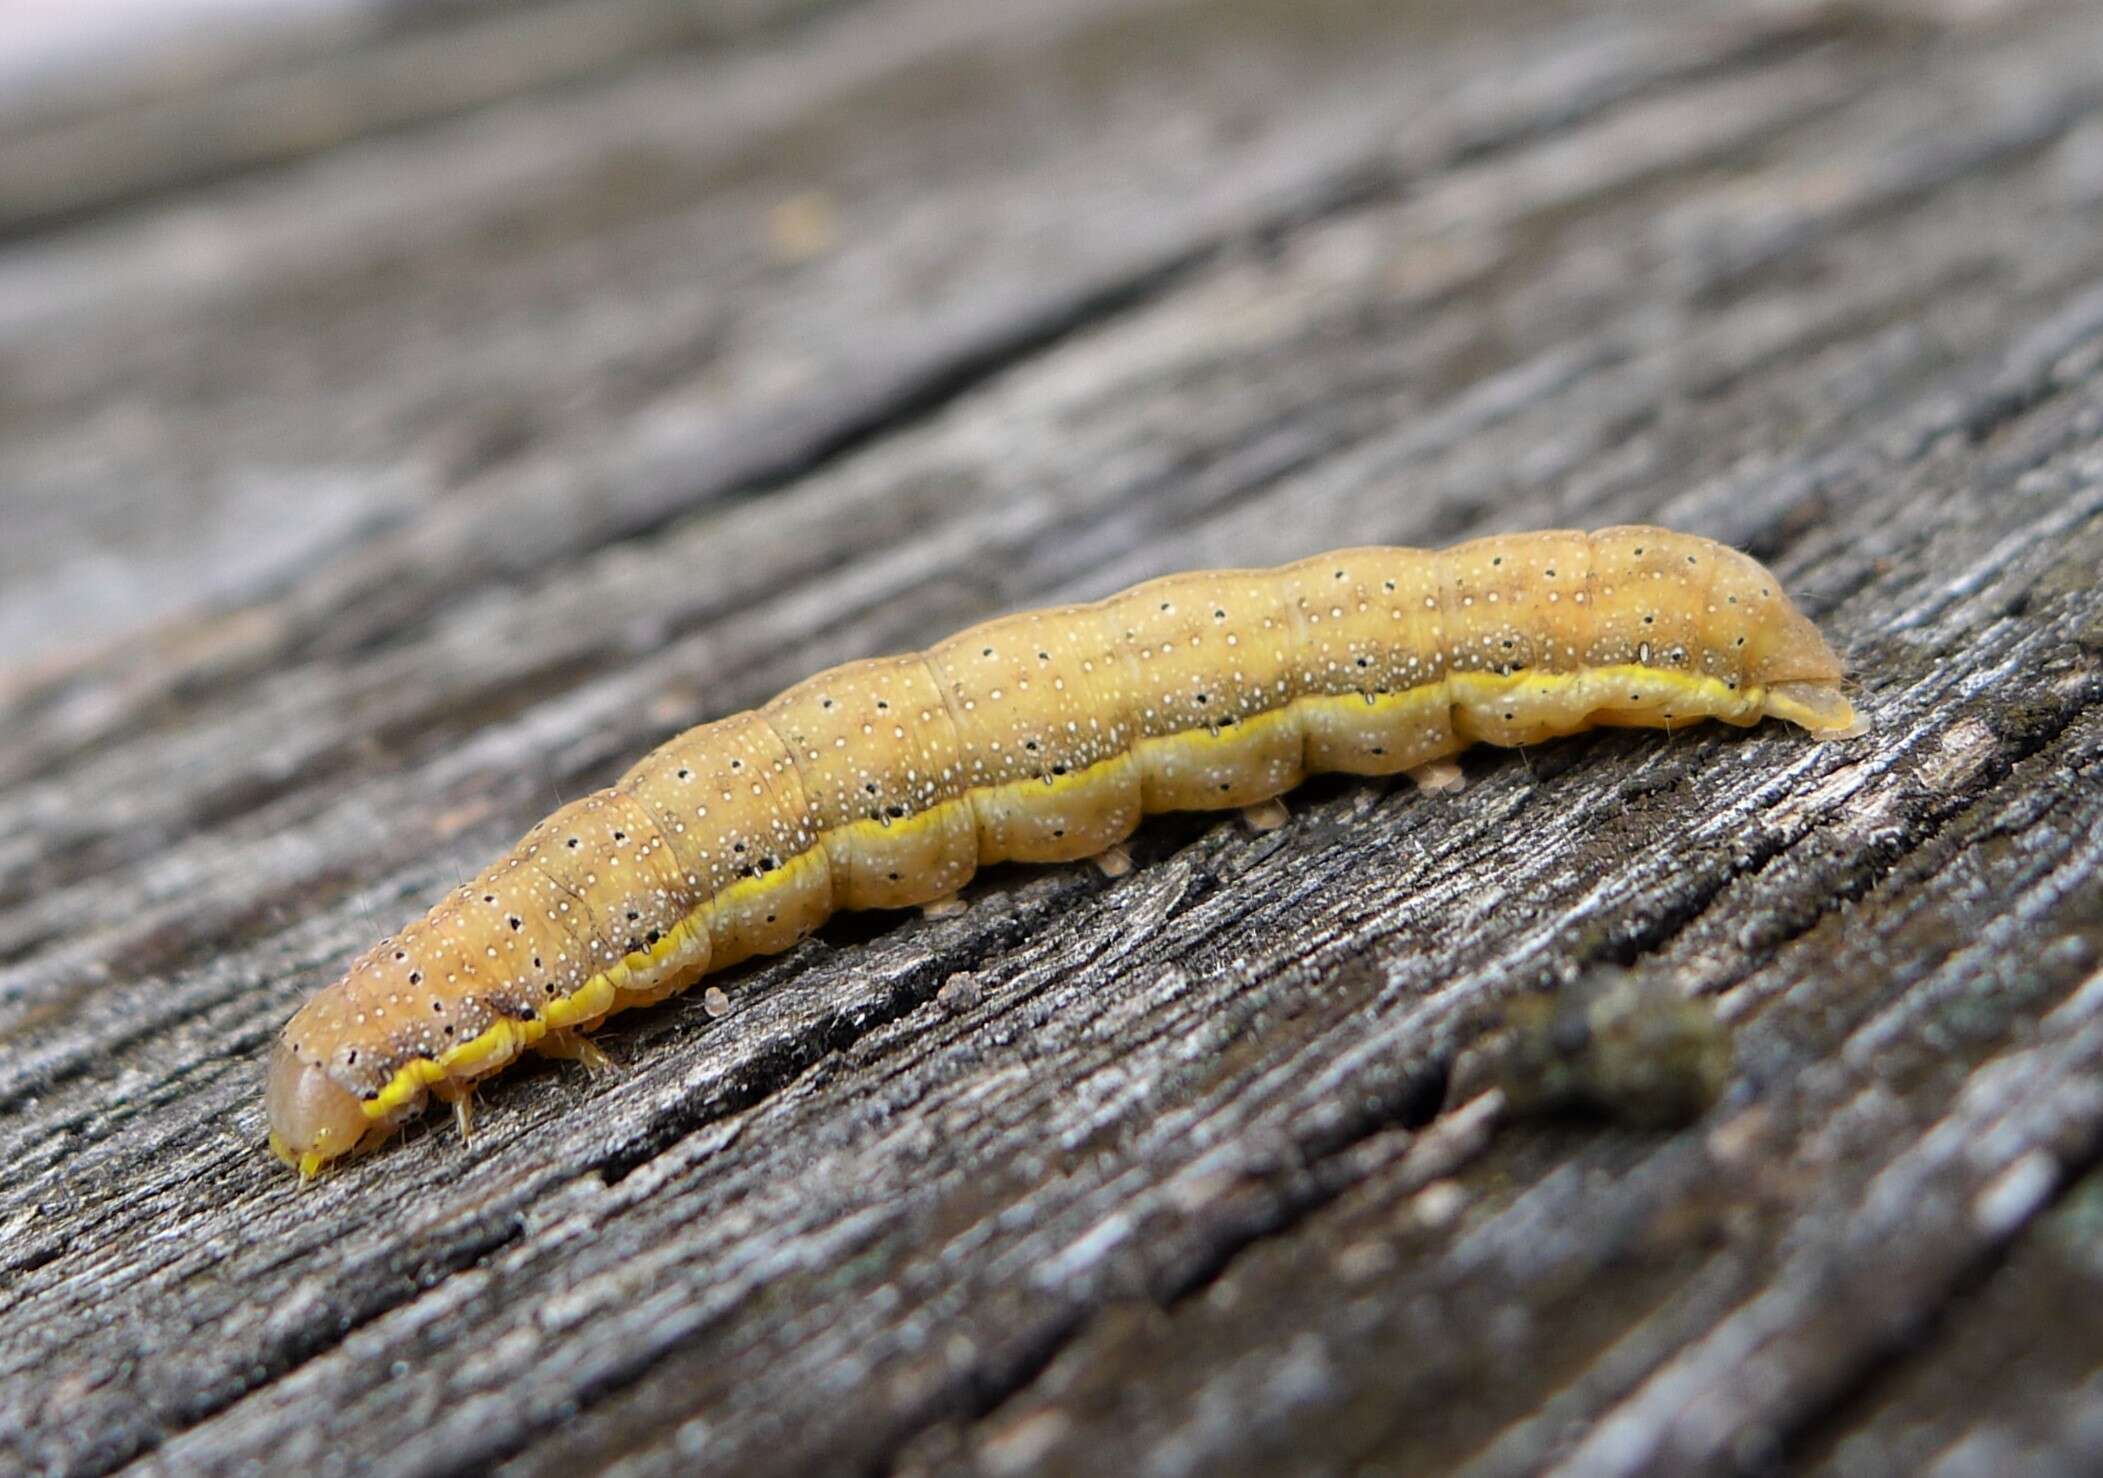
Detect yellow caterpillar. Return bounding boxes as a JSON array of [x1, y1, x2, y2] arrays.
[[267, 527, 1862, 1177]]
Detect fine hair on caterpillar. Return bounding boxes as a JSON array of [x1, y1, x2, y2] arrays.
[[266, 525, 1865, 1178]]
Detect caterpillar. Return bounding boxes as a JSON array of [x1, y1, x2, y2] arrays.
[[267, 526, 1862, 1177]]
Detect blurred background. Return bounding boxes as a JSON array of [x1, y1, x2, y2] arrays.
[[7, 0, 2101, 690], [10, 0, 1478, 681]]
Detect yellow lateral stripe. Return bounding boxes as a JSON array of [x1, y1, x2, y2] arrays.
[[708, 848, 826, 911], [1443, 663, 1752, 714], [360, 664, 1759, 1120]]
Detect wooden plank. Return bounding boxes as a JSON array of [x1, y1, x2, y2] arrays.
[[4, 0, 2103, 1474]]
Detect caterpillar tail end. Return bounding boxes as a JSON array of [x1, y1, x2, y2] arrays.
[[1762, 681, 1870, 740]]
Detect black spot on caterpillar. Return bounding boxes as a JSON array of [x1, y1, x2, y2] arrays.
[[267, 526, 1861, 1176]]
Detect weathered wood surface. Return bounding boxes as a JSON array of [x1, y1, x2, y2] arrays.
[[4, 0, 2103, 1473]]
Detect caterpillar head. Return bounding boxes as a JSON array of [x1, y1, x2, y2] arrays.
[[266, 1040, 370, 1180]]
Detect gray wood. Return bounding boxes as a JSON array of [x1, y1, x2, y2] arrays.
[[4, 0, 2103, 1474]]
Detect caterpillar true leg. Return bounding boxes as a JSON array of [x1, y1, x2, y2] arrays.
[[432, 1080, 477, 1141], [536, 1030, 617, 1073]]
